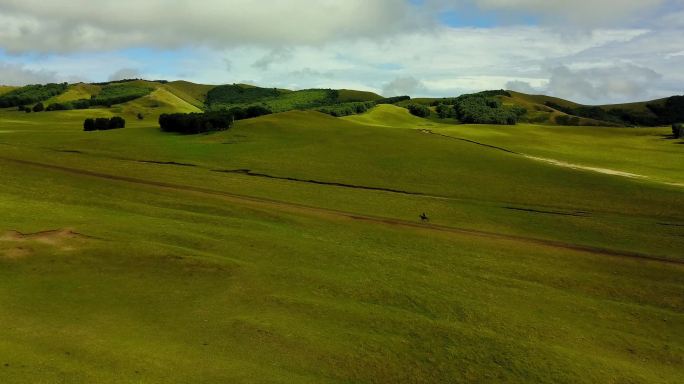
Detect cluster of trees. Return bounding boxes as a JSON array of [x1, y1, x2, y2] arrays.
[[376, 96, 411, 105], [83, 117, 126, 131], [206, 84, 281, 108], [92, 79, 168, 85], [407, 104, 431, 117], [159, 112, 234, 134], [0, 83, 68, 108], [159, 106, 272, 134], [426, 93, 525, 125], [17, 103, 46, 113], [555, 115, 581, 126], [673, 123, 684, 138], [47, 85, 152, 111], [545, 96, 684, 127], [317, 101, 375, 117], [648, 96, 684, 125], [225, 105, 273, 120]]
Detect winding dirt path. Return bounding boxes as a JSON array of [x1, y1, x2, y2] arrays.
[[419, 129, 684, 188], [2, 156, 681, 266]]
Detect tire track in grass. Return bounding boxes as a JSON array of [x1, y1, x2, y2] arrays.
[[2, 156, 682, 266]]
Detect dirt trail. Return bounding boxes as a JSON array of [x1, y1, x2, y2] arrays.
[[419, 129, 683, 188], [1, 156, 681, 266]]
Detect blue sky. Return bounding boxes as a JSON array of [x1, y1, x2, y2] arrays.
[[0, 0, 682, 104]]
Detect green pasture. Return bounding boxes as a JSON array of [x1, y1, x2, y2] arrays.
[[0, 101, 682, 383]]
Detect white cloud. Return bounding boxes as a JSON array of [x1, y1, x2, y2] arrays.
[[252, 48, 294, 70], [0, 62, 57, 85], [0, 0, 429, 54], [1, 1, 681, 104], [108, 68, 141, 81], [382, 76, 427, 96], [472, 0, 667, 26], [506, 80, 540, 94], [544, 64, 662, 102]]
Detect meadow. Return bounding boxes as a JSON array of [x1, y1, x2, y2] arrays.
[[0, 99, 682, 383]]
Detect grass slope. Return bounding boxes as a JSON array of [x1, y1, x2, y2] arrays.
[[45, 83, 102, 105], [115, 87, 202, 118], [342, 104, 443, 128], [0, 86, 18, 96], [164, 81, 216, 109], [0, 103, 682, 383], [337, 89, 383, 102]]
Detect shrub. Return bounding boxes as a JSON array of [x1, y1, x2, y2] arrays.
[[83, 117, 126, 131], [109, 116, 126, 129], [94, 118, 110, 130], [317, 101, 374, 117], [244, 105, 273, 118], [407, 104, 430, 118], [159, 111, 234, 134], [46, 103, 72, 111], [435, 104, 455, 119], [376, 96, 411, 105], [32, 102, 44, 112], [555, 115, 581, 126], [673, 123, 683, 138], [83, 118, 95, 131]]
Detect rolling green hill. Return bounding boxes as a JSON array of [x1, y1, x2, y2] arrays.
[[0, 85, 18, 96], [4, 79, 680, 127], [163, 80, 216, 109], [1, 86, 683, 383], [43, 83, 102, 106]]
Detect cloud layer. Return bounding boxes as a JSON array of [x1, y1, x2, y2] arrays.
[[0, 0, 427, 53], [0, 0, 681, 104]]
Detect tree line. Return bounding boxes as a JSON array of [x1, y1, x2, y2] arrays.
[[407, 92, 525, 125], [47, 85, 152, 111], [83, 117, 126, 131], [0, 83, 68, 108], [317, 101, 375, 117], [159, 105, 273, 134], [545, 96, 684, 127]]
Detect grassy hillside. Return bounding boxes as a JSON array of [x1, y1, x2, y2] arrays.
[[0, 85, 18, 96], [337, 89, 383, 102], [45, 83, 102, 104], [342, 104, 442, 128], [164, 80, 216, 109], [1, 84, 683, 383], [206, 84, 382, 113]]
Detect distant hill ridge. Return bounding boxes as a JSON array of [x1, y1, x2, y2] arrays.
[[0, 79, 681, 126]]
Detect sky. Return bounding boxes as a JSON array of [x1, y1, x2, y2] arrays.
[[0, 0, 682, 104]]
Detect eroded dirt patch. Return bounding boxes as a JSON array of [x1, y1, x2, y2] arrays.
[[0, 229, 92, 257], [1, 247, 32, 259]]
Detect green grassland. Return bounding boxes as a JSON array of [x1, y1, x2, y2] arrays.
[[45, 83, 102, 104], [0, 89, 683, 383], [0, 85, 17, 96], [163, 81, 217, 109], [206, 84, 383, 113]]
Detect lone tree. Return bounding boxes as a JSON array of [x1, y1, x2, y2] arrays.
[[673, 123, 684, 138], [32, 102, 44, 112]]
